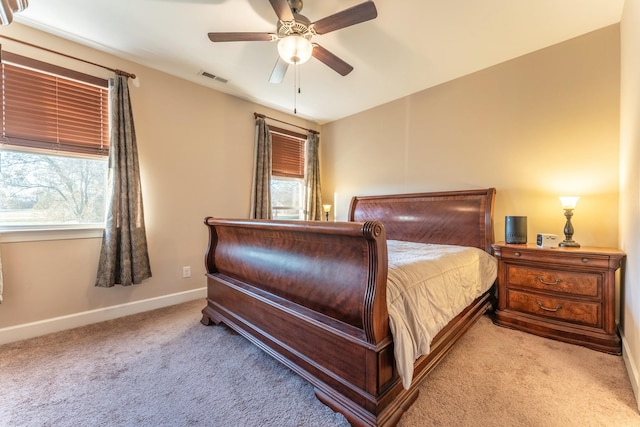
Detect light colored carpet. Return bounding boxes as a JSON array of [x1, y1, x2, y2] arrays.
[[1, 299, 638, 427]]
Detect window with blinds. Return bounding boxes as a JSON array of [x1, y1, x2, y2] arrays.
[[0, 52, 110, 230], [1, 51, 109, 156], [269, 126, 306, 220], [270, 126, 305, 179]]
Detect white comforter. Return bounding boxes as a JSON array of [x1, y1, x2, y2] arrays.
[[386, 240, 497, 389]]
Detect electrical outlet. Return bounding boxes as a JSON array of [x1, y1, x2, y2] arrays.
[[182, 266, 191, 278]]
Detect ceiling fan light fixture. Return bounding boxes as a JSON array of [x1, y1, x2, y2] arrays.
[[277, 35, 313, 65]]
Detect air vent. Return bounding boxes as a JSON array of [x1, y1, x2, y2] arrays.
[[198, 70, 228, 84]]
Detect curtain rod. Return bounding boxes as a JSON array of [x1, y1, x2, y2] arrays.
[[0, 35, 136, 79], [254, 112, 319, 135]]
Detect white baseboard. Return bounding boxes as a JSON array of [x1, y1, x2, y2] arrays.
[[0, 287, 207, 345], [621, 331, 640, 411]]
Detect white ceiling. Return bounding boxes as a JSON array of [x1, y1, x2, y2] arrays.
[[16, 0, 624, 124]]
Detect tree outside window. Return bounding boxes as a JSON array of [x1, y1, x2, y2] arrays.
[[0, 150, 107, 226]]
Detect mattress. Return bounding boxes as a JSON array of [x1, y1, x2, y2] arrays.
[[386, 240, 497, 389]]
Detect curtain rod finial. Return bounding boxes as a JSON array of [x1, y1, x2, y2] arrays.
[[115, 69, 136, 80]]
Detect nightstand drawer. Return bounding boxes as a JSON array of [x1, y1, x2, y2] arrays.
[[506, 265, 600, 297], [507, 289, 601, 327], [498, 247, 611, 269]]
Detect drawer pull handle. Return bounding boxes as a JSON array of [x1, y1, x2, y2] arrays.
[[582, 258, 589, 263], [536, 301, 563, 312], [514, 252, 521, 257], [536, 276, 562, 286]]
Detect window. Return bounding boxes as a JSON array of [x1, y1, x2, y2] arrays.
[[0, 52, 110, 231], [270, 126, 305, 220]]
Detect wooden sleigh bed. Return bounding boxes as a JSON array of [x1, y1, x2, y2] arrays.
[[201, 188, 497, 426]]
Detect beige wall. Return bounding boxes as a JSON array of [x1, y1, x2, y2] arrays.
[[0, 24, 317, 330], [620, 0, 640, 407], [322, 25, 620, 249]]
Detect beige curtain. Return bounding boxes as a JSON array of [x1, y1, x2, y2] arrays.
[[250, 117, 272, 219], [305, 132, 323, 221], [96, 74, 152, 287]]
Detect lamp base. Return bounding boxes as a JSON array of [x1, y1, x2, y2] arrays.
[[559, 240, 580, 248]]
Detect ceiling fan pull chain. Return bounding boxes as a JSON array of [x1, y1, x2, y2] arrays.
[[294, 63, 301, 114]]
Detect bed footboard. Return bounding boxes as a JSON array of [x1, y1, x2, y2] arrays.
[[201, 218, 403, 426]]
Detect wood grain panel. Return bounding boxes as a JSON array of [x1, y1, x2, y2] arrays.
[[506, 265, 601, 297], [507, 289, 601, 327], [349, 188, 495, 253]]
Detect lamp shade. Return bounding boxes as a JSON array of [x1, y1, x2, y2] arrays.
[[277, 35, 313, 65], [560, 196, 579, 210]]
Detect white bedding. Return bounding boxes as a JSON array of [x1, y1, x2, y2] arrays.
[[386, 240, 497, 389]]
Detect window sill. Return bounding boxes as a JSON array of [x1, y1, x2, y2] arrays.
[[0, 225, 104, 243]]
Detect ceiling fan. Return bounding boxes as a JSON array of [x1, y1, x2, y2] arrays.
[[208, 0, 378, 84]]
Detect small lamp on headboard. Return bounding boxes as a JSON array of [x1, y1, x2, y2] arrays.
[[559, 196, 580, 247], [323, 204, 332, 221]]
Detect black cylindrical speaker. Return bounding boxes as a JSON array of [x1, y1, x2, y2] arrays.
[[505, 216, 527, 244]]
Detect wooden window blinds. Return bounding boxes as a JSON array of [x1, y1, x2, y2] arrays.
[[0, 51, 109, 156], [270, 126, 306, 179]]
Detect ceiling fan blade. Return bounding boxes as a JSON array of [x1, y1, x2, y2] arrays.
[[269, 0, 294, 22], [311, 44, 353, 76], [269, 57, 289, 83], [312, 1, 377, 35], [208, 32, 275, 42]]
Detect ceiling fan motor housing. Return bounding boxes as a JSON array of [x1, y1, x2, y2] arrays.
[[277, 13, 313, 38]]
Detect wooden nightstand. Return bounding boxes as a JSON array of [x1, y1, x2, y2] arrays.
[[492, 242, 625, 354]]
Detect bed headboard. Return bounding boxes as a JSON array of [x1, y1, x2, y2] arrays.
[[348, 188, 496, 253]]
